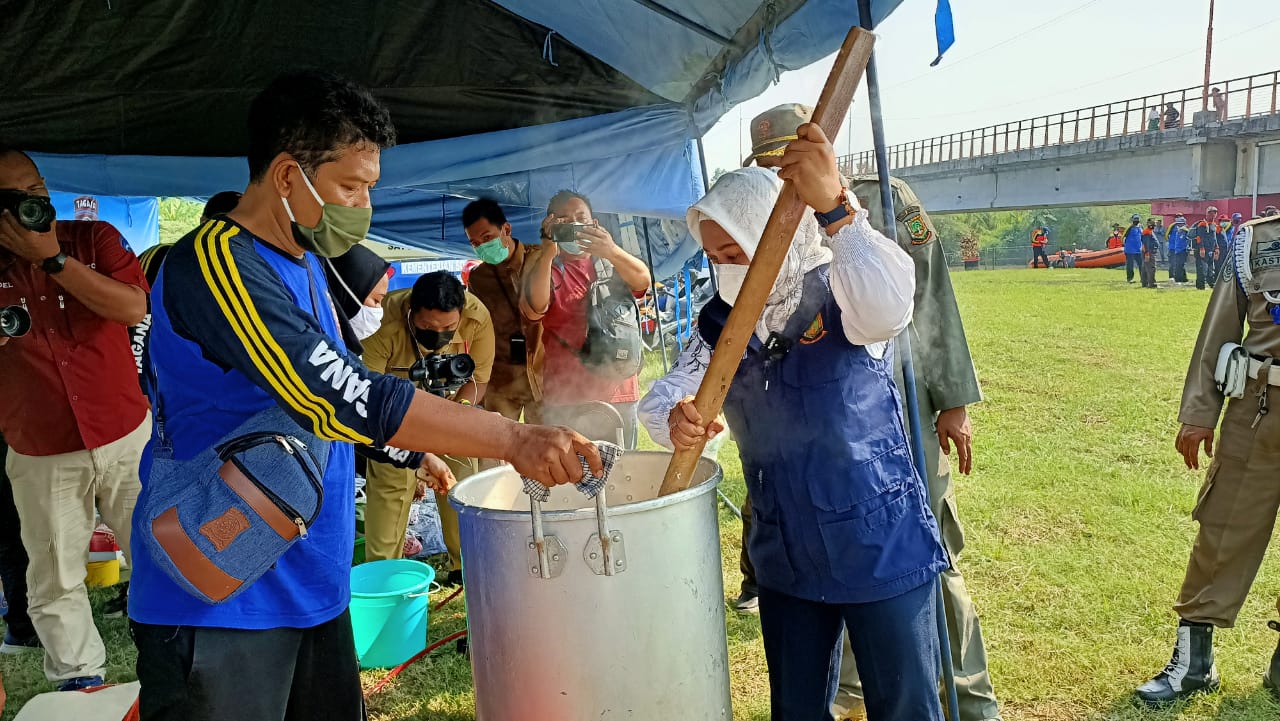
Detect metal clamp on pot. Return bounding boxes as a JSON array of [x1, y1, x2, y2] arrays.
[[584, 488, 626, 576], [526, 489, 627, 579], [527, 496, 568, 579]]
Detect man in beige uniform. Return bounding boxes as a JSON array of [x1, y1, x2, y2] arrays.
[[1136, 213, 1280, 705], [743, 105, 999, 721], [362, 271, 495, 580]]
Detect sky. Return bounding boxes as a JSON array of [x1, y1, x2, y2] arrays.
[[701, 0, 1280, 174]]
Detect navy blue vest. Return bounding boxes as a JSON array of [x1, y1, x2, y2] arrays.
[[700, 267, 946, 604]]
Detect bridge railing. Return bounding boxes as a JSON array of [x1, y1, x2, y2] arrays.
[[838, 69, 1280, 176]]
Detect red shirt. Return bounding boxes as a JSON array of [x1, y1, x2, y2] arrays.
[[540, 255, 641, 406], [0, 221, 150, 456]]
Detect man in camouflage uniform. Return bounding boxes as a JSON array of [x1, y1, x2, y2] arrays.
[[1135, 213, 1280, 706], [743, 104, 998, 721]]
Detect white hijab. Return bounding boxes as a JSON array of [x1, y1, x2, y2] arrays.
[[687, 167, 833, 340]]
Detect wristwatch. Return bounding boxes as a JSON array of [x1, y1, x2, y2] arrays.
[[41, 252, 68, 275], [813, 189, 856, 228]]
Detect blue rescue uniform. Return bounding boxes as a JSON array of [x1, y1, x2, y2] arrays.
[[699, 266, 947, 721]]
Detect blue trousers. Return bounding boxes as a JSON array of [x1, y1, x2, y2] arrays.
[[758, 578, 943, 721]]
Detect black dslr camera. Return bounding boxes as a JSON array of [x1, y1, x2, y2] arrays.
[[0, 190, 56, 232], [1, 305, 31, 338], [409, 353, 475, 398]]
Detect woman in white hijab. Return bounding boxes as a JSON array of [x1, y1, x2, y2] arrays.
[[640, 125, 947, 721]]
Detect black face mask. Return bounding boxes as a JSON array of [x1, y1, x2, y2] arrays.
[[414, 328, 454, 351]]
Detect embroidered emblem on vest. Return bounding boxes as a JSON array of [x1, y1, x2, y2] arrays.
[[201, 508, 250, 552], [799, 313, 827, 344]]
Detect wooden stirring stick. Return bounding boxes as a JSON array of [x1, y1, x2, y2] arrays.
[[658, 27, 877, 497]]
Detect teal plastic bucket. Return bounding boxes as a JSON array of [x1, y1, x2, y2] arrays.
[[350, 559, 435, 668]]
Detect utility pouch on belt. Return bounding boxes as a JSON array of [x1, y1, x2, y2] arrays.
[[139, 405, 329, 604], [1215, 343, 1250, 399]]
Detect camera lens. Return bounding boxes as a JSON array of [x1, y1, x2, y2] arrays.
[[16, 196, 55, 232], [0, 305, 31, 338], [448, 355, 475, 379]]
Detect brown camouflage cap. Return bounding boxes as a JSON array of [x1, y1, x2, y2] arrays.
[[743, 103, 813, 166]]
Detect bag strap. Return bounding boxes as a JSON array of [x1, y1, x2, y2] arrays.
[[762, 266, 830, 363], [488, 262, 521, 319]]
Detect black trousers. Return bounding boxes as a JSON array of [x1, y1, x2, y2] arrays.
[[1169, 251, 1188, 283], [131, 609, 365, 721], [1195, 252, 1211, 289], [1031, 246, 1050, 268], [0, 435, 36, 640]]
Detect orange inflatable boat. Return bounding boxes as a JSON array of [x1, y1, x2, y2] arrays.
[[1029, 247, 1126, 269]]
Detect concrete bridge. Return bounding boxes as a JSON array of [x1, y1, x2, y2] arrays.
[[838, 70, 1280, 214]]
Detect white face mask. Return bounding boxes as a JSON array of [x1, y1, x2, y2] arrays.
[[715, 264, 748, 305], [349, 304, 384, 341]]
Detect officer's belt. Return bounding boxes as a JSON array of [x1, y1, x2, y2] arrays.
[[1247, 357, 1280, 386]]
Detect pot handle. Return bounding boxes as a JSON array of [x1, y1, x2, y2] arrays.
[[527, 497, 567, 580], [585, 488, 627, 576]]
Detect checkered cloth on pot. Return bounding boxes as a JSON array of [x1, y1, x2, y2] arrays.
[[522, 442, 623, 502]]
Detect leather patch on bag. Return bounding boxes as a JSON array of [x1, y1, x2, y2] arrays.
[[200, 508, 250, 552]]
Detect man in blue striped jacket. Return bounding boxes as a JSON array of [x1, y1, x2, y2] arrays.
[[130, 71, 600, 721]]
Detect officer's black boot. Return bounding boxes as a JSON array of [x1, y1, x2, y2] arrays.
[[1135, 621, 1220, 706], [1262, 621, 1280, 701]]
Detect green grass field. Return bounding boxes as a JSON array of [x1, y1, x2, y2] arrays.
[[5, 268, 1280, 720]]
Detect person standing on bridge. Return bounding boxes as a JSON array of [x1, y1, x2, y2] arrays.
[[1211, 88, 1228, 123], [1167, 216, 1190, 284], [1124, 214, 1144, 284], [1031, 227, 1050, 269], [1134, 212, 1280, 706], [1163, 103, 1182, 130], [1191, 206, 1219, 290], [1147, 107, 1161, 132]]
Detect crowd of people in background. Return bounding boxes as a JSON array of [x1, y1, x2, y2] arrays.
[[1125, 206, 1257, 289]]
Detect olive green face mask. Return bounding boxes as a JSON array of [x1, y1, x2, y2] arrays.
[[281, 163, 372, 257]]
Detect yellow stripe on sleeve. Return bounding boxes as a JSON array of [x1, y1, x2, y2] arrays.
[[195, 222, 372, 444]]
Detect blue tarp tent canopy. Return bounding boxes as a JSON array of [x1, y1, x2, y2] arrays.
[[5, 0, 909, 269]]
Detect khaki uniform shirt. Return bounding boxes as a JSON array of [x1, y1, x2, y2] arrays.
[[1180, 215, 1280, 429], [466, 241, 544, 400], [849, 174, 983, 416], [362, 288, 495, 391]]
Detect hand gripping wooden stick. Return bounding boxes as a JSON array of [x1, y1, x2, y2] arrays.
[[658, 27, 876, 497]]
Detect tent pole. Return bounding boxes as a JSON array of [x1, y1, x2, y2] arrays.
[[696, 135, 718, 294], [641, 221, 670, 373], [856, 3, 961, 721]]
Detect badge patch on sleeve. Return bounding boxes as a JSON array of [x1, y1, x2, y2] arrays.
[[897, 205, 933, 244]]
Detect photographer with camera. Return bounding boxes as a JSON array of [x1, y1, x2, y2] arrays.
[[522, 190, 651, 448], [0, 147, 150, 692], [362, 270, 494, 579]]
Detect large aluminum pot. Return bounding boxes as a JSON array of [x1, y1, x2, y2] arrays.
[[449, 451, 731, 720]]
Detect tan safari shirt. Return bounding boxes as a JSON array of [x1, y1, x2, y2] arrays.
[[1180, 215, 1280, 429], [362, 288, 495, 390]]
